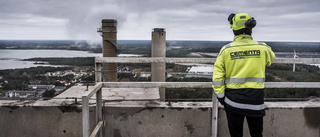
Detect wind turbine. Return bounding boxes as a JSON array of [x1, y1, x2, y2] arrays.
[[293, 49, 299, 72]]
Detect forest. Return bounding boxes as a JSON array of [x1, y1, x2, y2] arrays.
[[24, 57, 95, 66], [1, 56, 320, 100], [1, 40, 320, 100], [119, 63, 320, 101], [0, 67, 72, 91]]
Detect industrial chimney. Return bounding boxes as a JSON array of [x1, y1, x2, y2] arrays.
[[101, 19, 117, 82], [151, 28, 166, 101]]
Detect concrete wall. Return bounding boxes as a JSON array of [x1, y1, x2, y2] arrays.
[[0, 100, 319, 137], [104, 104, 211, 137], [0, 103, 88, 137]]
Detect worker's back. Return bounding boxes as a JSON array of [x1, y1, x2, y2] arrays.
[[220, 34, 275, 90], [212, 12, 276, 137]]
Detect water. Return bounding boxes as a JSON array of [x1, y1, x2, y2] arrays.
[[0, 49, 102, 70], [0, 49, 102, 59], [0, 49, 144, 70]]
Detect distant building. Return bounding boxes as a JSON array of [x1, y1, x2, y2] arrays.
[[186, 65, 213, 78], [54, 86, 66, 92], [139, 74, 151, 78], [28, 85, 55, 90], [45, 70, 88, 78], [76, 83, 83, 86], [6, 90, 37, 98], [188, 65, 213, 75], [3, 85, 57, 100]]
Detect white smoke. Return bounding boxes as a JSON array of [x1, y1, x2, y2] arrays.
[[64, 0, 129, 41], [1, 0, 320, 41]]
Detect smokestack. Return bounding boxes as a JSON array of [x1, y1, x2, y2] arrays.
[[101, 19, 117, 82], [151, 28, 166, 101]]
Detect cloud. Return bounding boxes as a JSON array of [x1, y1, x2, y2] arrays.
[[0, 0, 129, 40], [0, 0, 320, 41]]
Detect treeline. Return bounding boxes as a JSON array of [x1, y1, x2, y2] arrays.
[[122, 63, 320, 100], [165, 64, 319, 100], [3, 57, 320, 100], [1, 40, 320, 54], [24, 57, 95, 66], [266, 64, 320, 82], [117, 40, 151, 56], [265, 41, 320, 52], [264, 64, 320, 98]]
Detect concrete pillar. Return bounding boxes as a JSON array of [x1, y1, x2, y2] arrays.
[[101, 19, 117, 82], [151, 28, 166, 101]]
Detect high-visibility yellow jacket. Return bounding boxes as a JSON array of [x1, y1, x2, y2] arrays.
[[212, 34, 275, 116]]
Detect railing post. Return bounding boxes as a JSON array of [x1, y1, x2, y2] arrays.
[[82, 96, 90, 137], [95, 62, 102, 83], [211, 93, 218, 137], [96, 89, 103, 137]]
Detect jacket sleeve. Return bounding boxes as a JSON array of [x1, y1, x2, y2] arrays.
[[212, 48, 226, 100], [265, 46, 276, 66]]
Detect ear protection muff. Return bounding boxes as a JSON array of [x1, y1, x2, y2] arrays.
[[228, 13, 236, 25], [245, 17, 256, 29], [228, 13, 257, 29]]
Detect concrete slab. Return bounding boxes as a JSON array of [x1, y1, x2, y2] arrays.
[[102, 88, 159, 101], [54, 86, 160, 101]]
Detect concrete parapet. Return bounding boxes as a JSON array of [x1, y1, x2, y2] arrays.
[[0, 87, 319, 137], [102, 101, 320, 137], [0, 100, 92, 137]]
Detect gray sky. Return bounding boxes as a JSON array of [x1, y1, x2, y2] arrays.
[[0, 0, 319, 42]]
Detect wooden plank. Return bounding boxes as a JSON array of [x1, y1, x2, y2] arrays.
[[96, 89, 103, 137], [89, 121, 103, 137], [83, 82, 103, 98], [211, 93, 218, 137], [82, 96, 90, 137], [95, 63, 102, 83], [265, 82, 320, 88], [95, 57, 320, 64], [100, 82, 320, 88]]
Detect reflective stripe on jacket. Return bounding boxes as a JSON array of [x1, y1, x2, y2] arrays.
[[212, 34, 275, 116]]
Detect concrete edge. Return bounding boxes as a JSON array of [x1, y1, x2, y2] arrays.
[[0, 100, 319, 109]]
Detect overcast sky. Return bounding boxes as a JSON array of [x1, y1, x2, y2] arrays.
[[0, 0, 319, 42]]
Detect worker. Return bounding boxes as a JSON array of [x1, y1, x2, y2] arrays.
[[212, 13, 275, 137]]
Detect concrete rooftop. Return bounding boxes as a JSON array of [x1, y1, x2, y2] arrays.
[[0, 86, 319, 137]]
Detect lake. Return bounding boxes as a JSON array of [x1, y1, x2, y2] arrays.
[[0, 49, 142, 70], [1, 49, 319, 70], [0, 49, 103, 70]]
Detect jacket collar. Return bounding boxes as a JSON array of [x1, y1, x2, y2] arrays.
[[233, 34, 253, 41]]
